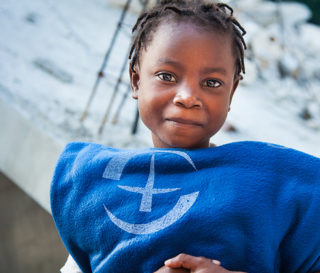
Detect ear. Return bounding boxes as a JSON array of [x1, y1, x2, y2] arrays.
[[229, 76, 240, 106], [129, 62, 140, 100]]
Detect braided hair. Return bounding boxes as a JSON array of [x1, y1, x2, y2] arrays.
[[129, 0, 247, 79]]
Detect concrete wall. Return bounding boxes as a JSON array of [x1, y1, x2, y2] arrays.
[[0, 97, 68, 271], [0, 97, 64, 212], [0, 172, 67, 273]]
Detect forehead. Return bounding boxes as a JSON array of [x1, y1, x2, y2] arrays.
[[139, 21, 235, 71]]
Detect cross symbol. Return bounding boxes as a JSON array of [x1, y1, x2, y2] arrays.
[[118, 154, 180, 212]]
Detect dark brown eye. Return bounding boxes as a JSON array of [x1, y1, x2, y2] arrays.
[[158, 73, 176, 82], [204, 79, 221, 88]]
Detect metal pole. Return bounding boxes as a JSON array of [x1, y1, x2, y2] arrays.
[[80, 0, 132, 122], [112, 85, 131, 125], [131, 106, 140, 135], [98, 45, 131, 134], [112, 0, 151, 126]]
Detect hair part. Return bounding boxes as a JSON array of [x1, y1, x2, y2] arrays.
[[129, 0, 247, 79]]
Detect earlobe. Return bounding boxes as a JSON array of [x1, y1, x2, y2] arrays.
[[129, 63, 140, 100]]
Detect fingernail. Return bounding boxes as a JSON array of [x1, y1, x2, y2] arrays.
[[164, 259, 172, 265], [212, 260, 221, 265]]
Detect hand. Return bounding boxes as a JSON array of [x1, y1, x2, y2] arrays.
[[164, 253, 245, 273], [154, 265, 190, 273]]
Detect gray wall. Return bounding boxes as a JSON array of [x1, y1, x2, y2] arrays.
[[0, 172, 67, 273]]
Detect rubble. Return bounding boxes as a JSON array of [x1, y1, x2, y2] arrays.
[[0, 0, 319, 155], [236, 0, 320, 130]]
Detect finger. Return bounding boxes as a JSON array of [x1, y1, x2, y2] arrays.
[[212, 260, 221, 266], [165, 253, 221, 270], [154, 265, 189, 273]]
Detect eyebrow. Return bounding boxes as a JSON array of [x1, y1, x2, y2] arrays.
[[156, 58, 184, 70], [200, 67, 227, 75], [156, 58, 227, 75]]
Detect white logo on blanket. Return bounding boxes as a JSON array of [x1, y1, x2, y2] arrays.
[[103, 150, 199, 235]]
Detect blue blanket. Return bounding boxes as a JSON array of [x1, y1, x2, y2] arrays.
[[51, 141, 320, 273]]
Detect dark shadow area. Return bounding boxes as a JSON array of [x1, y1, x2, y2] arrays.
[[0, 172, 67, 273]]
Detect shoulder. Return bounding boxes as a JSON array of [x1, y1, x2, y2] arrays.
[[226, 141, 320, 165], [59, 141, 114, 161], [51, 141, 117, 185]]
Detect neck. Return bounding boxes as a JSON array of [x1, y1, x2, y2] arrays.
[[151, 135, 213, 150]]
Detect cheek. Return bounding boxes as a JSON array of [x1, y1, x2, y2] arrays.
[[137, 101, 153, 132], [206, 99, 230, 124], [137, 92, 160, 125], [139, 86, 169, 112]]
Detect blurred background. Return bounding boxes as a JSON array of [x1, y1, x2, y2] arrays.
[[0, 0, 319, 272]]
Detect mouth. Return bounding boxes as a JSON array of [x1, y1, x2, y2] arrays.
[[165, 118, 203, 127]]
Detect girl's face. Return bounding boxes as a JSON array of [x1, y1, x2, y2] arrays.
[[130, 21, 239, 149]]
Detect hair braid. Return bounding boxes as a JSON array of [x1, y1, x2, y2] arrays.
[[129, 0, 247, 79], [216, 3, 233, 15]]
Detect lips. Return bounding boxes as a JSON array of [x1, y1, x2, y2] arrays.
[[166, 117, 203, 127]]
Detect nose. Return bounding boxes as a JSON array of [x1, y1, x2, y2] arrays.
[[173, 84, 202, 109]]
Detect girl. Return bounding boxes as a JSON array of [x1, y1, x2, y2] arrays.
[[51, 1, 320, 272]]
